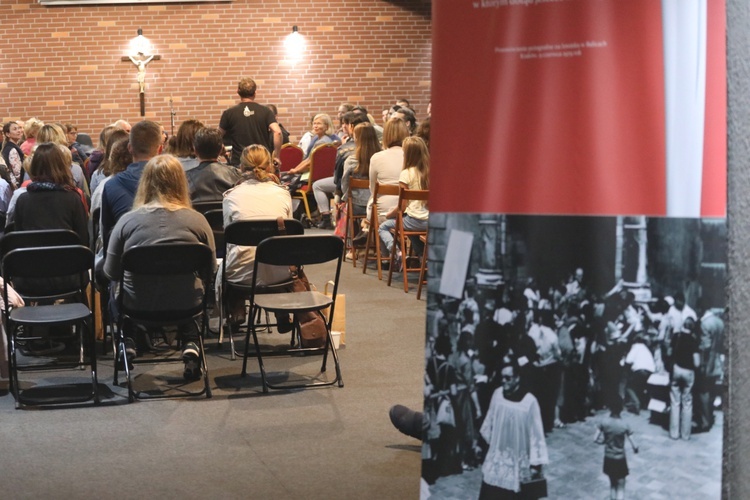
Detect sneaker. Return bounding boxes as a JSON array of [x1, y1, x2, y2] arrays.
[[352, 231, 368, 248], [317, 213, 334, 230], [182, 342, 202, 381], [19, 339, 66, 357], [116, 338, 136, 371], [276, 314, 294, 334], [389, 404, 423, 440]]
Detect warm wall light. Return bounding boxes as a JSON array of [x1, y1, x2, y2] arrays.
[[284, 25, 305, 62], [129, 28, 152, 57]]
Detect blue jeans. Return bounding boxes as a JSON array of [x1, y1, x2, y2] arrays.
[[378, 215, 428, 256]]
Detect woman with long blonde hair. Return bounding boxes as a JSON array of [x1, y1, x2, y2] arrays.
[[104, 154, 216, 379]]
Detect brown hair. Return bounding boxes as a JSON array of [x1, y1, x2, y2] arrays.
[[169, 119, 205, 158], [129, 120, 163, 158], [239, 144, 276, 183], [237, 78, 257, 98], [353, 123, 381, 177], [133, 154, 191, 210], [382, 117, 410, 148], [402, 136, 430, 190], [100, 129, 129, 176], [105, 137, 132, 177], [29, 143, 75, 187]]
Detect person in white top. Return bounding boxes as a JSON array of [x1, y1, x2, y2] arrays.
[[219, 144, 293, 325], [367, 117, 410, 224], [377, 136, 429, 257]]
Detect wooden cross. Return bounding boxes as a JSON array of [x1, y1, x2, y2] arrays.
[[121, 54, 162, 117]]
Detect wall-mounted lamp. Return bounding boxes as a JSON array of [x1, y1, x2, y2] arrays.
[[129, 28, 153, 57], [284, 25, 305, 62]]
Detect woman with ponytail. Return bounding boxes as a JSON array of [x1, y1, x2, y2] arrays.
[[220, 144, 293, 326]]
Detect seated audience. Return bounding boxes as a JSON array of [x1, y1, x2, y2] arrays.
[[378, 136, 429, 257], [90, 128, 129, 194], [36, 124, 88, 196], [186, 127, 241, 203], [101, 120, 164, 254], [20, 117, 43, 156], [64, 122, 89, 167], [14, 142, 88, 244], [2, 121, 25, 188], [342, 123, 379, 239], [367, 117, 410, 224], [220, 144, 293, 329], [167, 119, 205, 171], [287, 113, 339, 175], [87, 124, 117, 179], [104, 154, 216, 379]]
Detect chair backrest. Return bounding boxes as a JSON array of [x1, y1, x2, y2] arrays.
[[397, 188, 430, 207], [224, 218, 304, 248], [309, 143, 338, 184], [90, 207, 101, 252], [121, 243, 214, 280], [255, 234, 345, 268], [118, 243, 214, 320], [3, 245, 94, 300], [348, 177, 370, 190], [76, 133, 94, 147], [192, 200, 223, 215], [280, 144, 304, 172], [202, 209, 225, 259], [374, 183, 400, 199], [0, 229, 83, 260], [3, 245, 93, 280]]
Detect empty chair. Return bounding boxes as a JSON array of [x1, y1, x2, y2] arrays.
[[2, 244, 98, 408], [242, 234, 344, 392]]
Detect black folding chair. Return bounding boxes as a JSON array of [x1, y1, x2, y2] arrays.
[[0, 229, 82, 259], [242, 234, 344, 392], [192, 201, 223, 216], [2, 244, 98, 408], [218, 218, 304, 359], [202, 209, 225, 259], [113, 243, 214, 402]]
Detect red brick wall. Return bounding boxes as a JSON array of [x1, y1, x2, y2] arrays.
[[2, 0, 432, 145]]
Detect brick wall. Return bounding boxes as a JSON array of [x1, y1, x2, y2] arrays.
[[1, 0, 432, 145]]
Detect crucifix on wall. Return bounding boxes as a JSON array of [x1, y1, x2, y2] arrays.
[[121, 29, 161, 117]]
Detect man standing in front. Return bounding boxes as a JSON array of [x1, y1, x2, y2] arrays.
[[219, 78, 282, 166]]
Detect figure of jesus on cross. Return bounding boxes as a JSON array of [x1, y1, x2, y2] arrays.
[[122, 29, 161, 117], [130, 54, 154, 94]]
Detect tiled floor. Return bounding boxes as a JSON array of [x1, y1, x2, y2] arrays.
[[427, 409, 722, 499]]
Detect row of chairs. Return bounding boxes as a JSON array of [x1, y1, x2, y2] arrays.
[[342, 182, 429, 300], [2, 222, 345, 408]]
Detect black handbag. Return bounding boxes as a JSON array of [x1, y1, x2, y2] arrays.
[[520, 476, 547, 499]]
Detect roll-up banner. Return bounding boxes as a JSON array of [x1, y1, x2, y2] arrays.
[[423, 1, 726, 498]]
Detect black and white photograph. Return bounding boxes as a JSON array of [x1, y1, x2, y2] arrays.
[[421, 214, 725, 499]]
